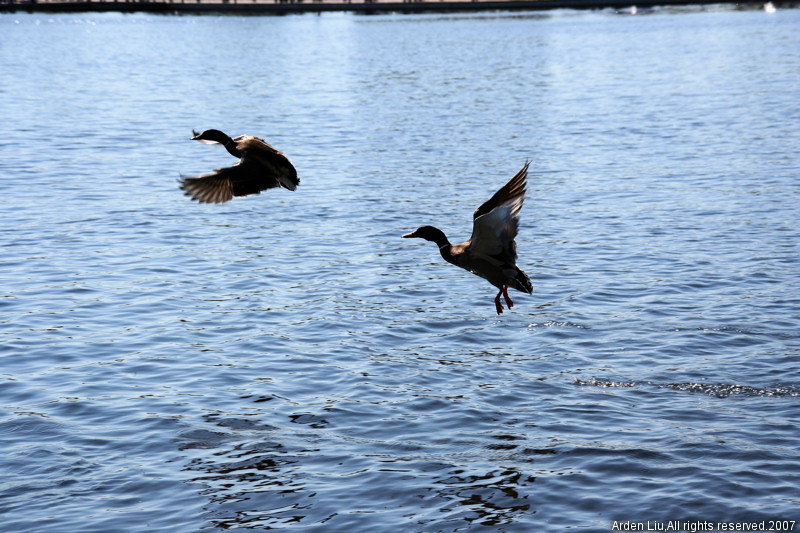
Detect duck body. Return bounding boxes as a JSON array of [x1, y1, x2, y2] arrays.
[[180, 129, 298, 204], [403, 162, 533, 314]]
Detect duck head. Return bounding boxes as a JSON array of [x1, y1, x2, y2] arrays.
[[191, 129, 232, 145], [402, 225, 450, 248]]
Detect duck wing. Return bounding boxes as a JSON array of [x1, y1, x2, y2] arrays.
[[468, 162, 529, 263], [179, 160, 283, 204]]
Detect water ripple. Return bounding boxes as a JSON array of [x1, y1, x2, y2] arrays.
[[575, 378, 800, 398]]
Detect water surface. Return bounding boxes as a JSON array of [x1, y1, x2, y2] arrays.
[[1, 6, 799, 531]]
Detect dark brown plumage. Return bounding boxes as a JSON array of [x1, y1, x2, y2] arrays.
[[180, 129, 298, 204], [403, 162, 533, 314]]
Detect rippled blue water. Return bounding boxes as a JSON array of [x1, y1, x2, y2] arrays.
[[1, 6, 799, 532]]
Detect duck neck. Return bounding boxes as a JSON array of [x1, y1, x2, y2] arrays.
[[439, 244, 457, 265], [222, 139, 241, 158], [428, 230, 455, 265]]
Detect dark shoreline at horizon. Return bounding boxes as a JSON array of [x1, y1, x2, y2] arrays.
[[1, 0, 792, 14]]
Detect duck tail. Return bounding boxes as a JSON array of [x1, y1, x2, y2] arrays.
[[512, 267, 533, 294], [278, 167, 300, 191]]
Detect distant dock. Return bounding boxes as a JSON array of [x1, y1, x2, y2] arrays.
[[0, 0, 788, 14]]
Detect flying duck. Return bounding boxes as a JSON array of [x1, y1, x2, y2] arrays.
[[180, 129, 298, 204], [403, 162, 533, 314]]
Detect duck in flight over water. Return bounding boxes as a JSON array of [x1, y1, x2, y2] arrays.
[[180, 129, 298, 204], [403, 162, 533, 314]]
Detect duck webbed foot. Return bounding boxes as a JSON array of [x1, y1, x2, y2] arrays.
[[494, 289, 505, 315], [502, 286, 514, 309]]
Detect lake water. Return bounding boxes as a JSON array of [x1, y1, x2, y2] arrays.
[[1, 5, 799, 532]]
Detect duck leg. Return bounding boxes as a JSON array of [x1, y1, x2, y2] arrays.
[[502, 286, 514, 309], [494, 288, 505, 314]]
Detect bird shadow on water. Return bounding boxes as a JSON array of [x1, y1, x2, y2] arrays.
[[177, 424, 555, 531], [172, 378, 563, 531]]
